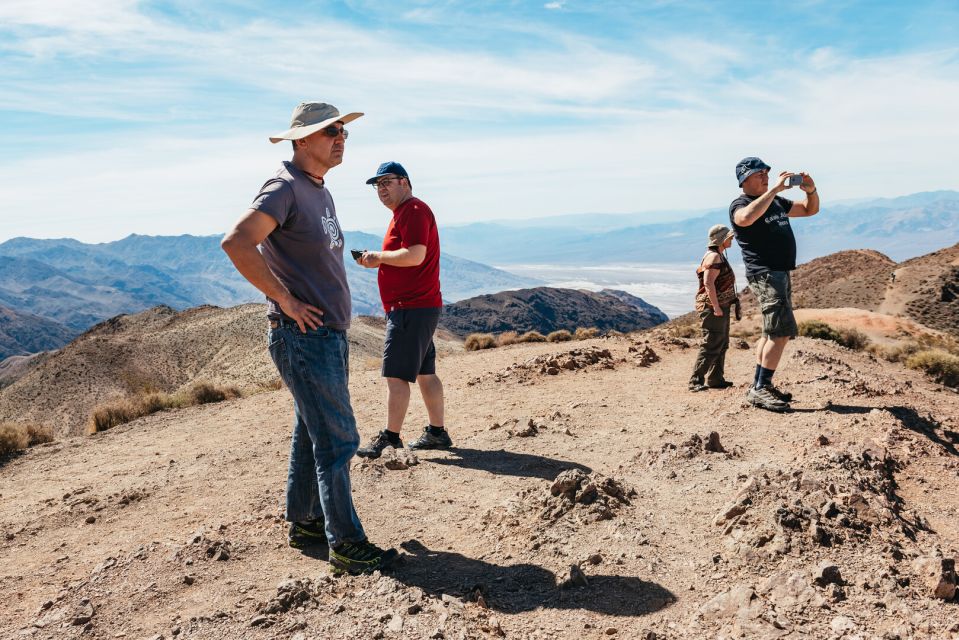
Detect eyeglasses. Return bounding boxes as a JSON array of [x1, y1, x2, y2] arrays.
[[320, 125, 348, 139], [372, 177, 402, 188]]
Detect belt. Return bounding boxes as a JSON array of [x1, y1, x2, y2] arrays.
[[269, 316, 298, 329]]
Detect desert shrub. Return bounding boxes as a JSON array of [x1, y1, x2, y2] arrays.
[[517, 331, 547, 343], [25, 424, 54, 447], [88, 399, 140, 434], [88, 382, 245, 434], [464, 333, 496, 351], [839, 328, 870, 351], [546, 329, 573, 342], [496, 331, 520, 347], [906, 350, 959, 388], [574, 327, 600, 340], [868, 341, 921, 363], [669, 323, 698, 339], [798, 320, 869, 351], [184, 382, 241, 405], [0, 423, 30, 455]]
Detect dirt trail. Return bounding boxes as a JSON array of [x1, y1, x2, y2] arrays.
[[2, 333, 958, 639]]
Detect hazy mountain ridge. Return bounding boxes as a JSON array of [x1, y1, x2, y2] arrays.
[[0, 233, 539, 354], [441, 191, 959, 265]]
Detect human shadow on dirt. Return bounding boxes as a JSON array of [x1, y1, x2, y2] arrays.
[[788, 403, 874, 414], [422, 447, 591, 480], [392, 539, 675, 617], [789, 403, 958, 456], [887, 405, 958, 457]]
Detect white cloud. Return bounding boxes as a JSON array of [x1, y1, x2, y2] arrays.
[[0, 5, 957, 242], [544, 2, 565, 9]]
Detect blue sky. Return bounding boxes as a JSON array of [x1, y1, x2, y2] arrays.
[[2, 0, 958, 242]]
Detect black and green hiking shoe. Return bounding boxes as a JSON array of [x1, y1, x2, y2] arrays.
[[408, 426, 453, 450], [288, 519, 327, 549], [329, 539, 398, 575]]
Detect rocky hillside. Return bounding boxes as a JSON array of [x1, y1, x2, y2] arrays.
[[0, 304, 461, 438], [0, 305, 76, 360], [1, 328, 956, 639], [439, 287, 668, 336], [885, 243, 959, 337]]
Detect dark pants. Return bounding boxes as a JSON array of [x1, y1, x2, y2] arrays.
[[689, 306, 731, 386]]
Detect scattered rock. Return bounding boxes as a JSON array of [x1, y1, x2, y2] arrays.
[[183, 575, 195, 586], [560, 564, 589, 589], [913, 556, 957, 600], [84, 515, 96, 524], [813, 562, 843, 587], [71, 600, 95, 625], [704, 431, 725, 453], [381, 447, 419, 471]]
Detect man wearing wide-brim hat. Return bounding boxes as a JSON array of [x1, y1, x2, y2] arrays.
[[729, 156, 820, 412], [222, 102, 397, 575]]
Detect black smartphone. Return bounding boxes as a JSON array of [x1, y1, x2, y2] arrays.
[[350, 249, 364, 261]]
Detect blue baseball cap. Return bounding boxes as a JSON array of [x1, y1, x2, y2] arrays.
[[366, 161, 410, 185], [735, 157, 771, 186]]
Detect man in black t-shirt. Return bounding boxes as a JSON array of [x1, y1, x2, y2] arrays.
[[729, 157, 819, 411]]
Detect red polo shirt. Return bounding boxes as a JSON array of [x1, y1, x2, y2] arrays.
[[378, 197, 442, 312]]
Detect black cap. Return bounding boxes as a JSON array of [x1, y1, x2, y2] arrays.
[[735, 157, 771, 186]]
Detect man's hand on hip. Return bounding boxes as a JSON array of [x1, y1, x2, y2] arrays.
[[278, 293, 325, 333]]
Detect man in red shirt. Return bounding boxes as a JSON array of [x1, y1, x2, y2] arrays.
[[355, 162, 451, 458]]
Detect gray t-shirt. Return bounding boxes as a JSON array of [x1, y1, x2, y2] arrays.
[[251, 161, 351, 330]]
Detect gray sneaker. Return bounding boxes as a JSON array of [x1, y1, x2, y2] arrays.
[[408, 427, 453, 450], [748, 385, 790, 412], [357, 430, 402, 459]]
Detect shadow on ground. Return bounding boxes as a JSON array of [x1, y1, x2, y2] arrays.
[[392, 540, 675, 616], [790, 403, 958, 456], [422, 447, 591, 480]]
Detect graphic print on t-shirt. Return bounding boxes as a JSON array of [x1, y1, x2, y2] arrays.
[[322, 207, 343, 250]]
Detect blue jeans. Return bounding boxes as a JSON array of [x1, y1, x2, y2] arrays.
[[268, 324, 365, 547]]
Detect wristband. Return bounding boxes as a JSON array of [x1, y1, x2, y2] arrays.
[[806, 188, 817, 195]]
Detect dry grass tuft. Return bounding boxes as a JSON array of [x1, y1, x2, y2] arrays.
[[546, 329, 574, 342], [669, 323, 699, 339], [517, 331, 547, 343], [905, 350, 959, 388], [0, 423, 30, 456], [87, 381, 245, 434], [496, 331, 520, 347], [185, 381, 241, 405], [464, 333, 496, 351], [574, 327, 600, 340]]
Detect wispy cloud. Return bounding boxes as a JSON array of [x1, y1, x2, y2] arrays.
[[0, 1, 957, 241]]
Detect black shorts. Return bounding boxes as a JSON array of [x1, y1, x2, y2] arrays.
[[382, 307, 441, 382]]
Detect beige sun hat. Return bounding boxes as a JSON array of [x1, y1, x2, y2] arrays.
[[708, 224, 735, 246], [269, 102, 363, 143]]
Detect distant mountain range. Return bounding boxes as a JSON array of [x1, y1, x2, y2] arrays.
[[440, 190, 959, 265], [0, 233, 538, 358], [440, 287, 668, 336]]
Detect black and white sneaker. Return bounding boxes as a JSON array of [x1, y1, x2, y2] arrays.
[[356, 430, 402, 459], [408, 426, 453, 450], [747, 385, 790, 412]]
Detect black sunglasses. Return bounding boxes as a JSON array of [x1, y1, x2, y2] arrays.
[[320, 125, 348, 139]]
